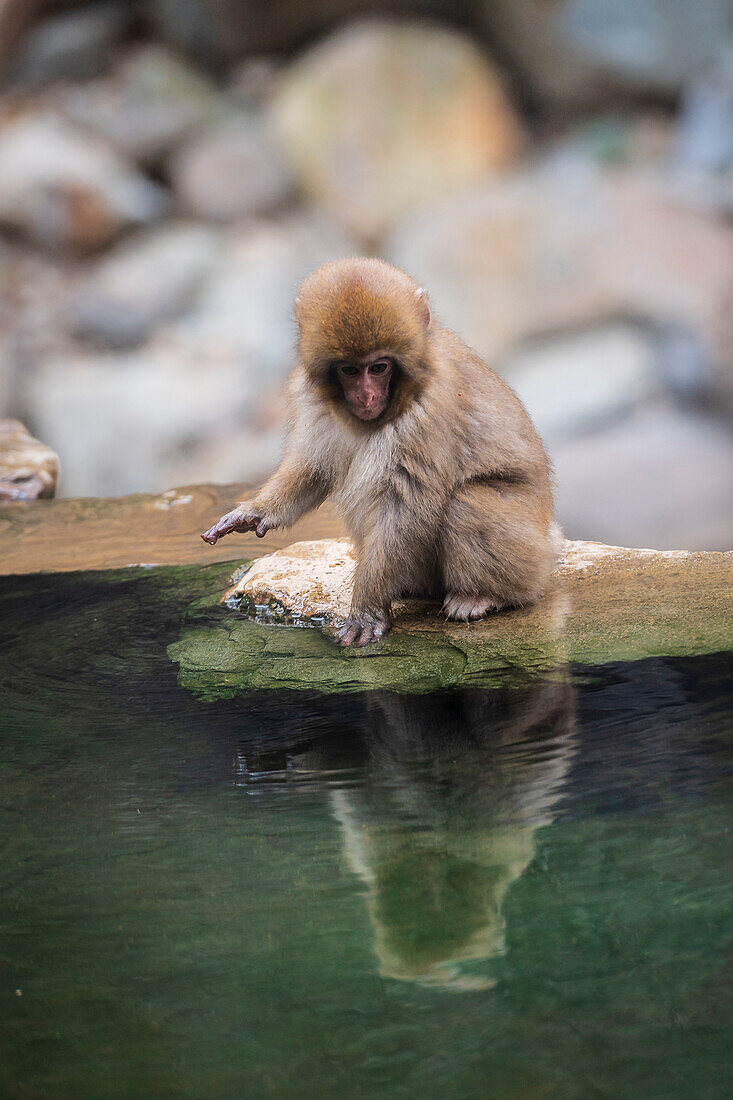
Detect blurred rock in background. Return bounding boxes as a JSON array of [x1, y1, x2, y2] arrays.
[[0, 417, 58, 499], [5, 1, 132, 86], [0, 110, 167, 250], [171, 114, 295, 221], [478, 0, 733, 109], [0, 0, 731, 549], [58, 44, 225, 165], [269, 20, 524, 241], [67, 221, 222, 347], [386, 162, 733, 401], [26, 211, 358, 496], [145, 0, 473, 70]]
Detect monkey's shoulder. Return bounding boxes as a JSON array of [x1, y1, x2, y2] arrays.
[[433, 327, 509, 390], [430, 327, 548, 473]]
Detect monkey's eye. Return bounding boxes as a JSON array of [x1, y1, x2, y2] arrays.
[[370, 360, 391, 374], [337, 363, 359, 376]]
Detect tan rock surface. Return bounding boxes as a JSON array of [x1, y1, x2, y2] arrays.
[[0, 484, 343, 574]]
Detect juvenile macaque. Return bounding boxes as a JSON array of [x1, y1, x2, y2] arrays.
[[202, 259, 559, 646]]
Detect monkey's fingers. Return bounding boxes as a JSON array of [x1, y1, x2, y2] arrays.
[[355, 624, 385, 647], [201, 518, 239, 544], [337, 616, 388, 647], [337, 622, 361, 647], [201, 511, 260, 545]]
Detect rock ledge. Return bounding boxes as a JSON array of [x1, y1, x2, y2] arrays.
[[223, 537, 699, 627], [169, 536, 731, 698]]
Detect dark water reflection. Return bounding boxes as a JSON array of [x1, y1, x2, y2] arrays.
[[0, 569, 731, 1099], [278, 684, 577, 991]]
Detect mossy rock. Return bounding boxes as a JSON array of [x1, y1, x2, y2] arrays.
[[168, 539, 733, 698]]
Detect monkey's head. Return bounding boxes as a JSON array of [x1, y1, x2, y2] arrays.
[[295, 258, 431, 425]]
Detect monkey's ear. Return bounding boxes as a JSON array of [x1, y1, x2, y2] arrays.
[[294, 294, 302, 329], [415, 287, 431, 328]]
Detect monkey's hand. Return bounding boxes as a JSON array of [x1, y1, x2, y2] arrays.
[[201, 506, 272, 545], [337, 610, 390, 648]]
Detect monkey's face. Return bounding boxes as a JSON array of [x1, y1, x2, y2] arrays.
[[335, 356, 394, 421]]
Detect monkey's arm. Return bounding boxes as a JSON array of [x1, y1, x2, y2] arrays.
[[201, 459, 331, 545]]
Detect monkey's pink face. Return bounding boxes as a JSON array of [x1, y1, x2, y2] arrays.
[[335, 358, 394, 421]]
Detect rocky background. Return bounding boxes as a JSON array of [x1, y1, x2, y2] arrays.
[[0, 0, 731, 549]]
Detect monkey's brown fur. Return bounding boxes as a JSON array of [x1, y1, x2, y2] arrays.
[[202, 258, 560, 646]]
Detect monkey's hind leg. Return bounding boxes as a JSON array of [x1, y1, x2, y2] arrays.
[[439, 482, 558, 622]]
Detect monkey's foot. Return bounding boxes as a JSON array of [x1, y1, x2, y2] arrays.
[[337, 612, 390, 648], [443, 595, 503, 622]]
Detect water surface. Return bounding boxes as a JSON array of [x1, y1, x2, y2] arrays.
[[1, 568, 731, 1098]]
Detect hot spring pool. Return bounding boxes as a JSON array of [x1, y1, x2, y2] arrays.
[[1, 565, 731, 1098]]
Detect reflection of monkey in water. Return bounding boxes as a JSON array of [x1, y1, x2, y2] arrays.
[[318, 678, 576, 990], [203, 258, 560, 646]]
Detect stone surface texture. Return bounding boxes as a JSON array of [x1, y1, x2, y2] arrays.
[[225, 538, 357, 622]]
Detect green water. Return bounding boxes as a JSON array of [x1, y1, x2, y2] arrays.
[[1, 567, 731, 1099]]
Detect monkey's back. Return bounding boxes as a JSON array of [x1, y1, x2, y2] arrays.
[[430, 326, 552, 495]]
